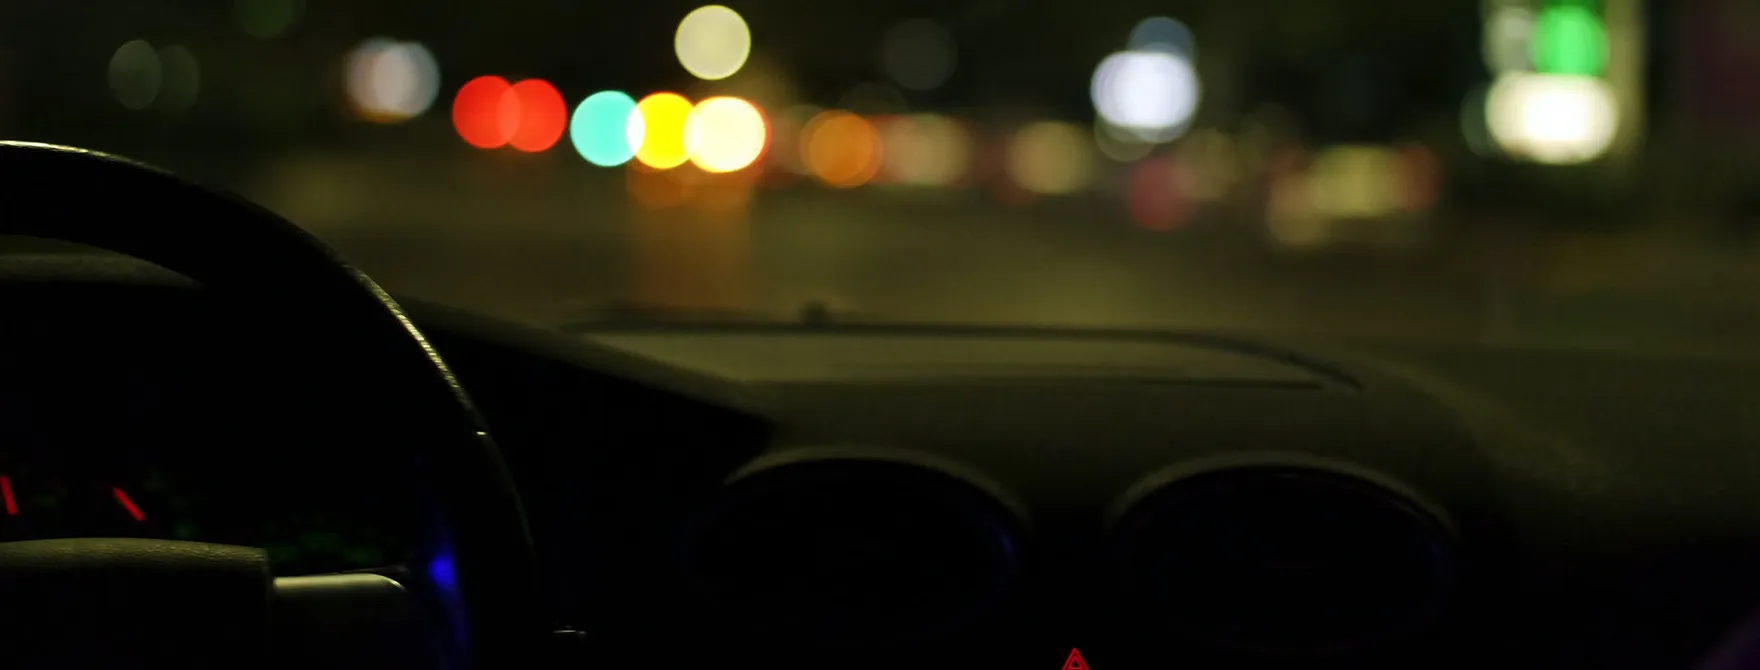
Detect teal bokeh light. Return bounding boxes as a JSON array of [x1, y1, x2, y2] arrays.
[[570, 90, 640, 167]]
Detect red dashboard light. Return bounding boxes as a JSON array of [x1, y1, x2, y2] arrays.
[[1062, 648, 1089, 670]]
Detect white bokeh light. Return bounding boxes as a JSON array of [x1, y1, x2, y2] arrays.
[[108, 39, 162, 110], [685, 96, 767, 173], [344, 38, 440, 122], [1091, 50, 1200, 143], [624, 105, 649, 158], [1482, 6, 1534, 73], [1485, 72, 1618, 165], [675, 5, 752, 81]]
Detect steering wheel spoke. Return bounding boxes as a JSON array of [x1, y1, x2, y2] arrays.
[[274, 572, 443, 669]]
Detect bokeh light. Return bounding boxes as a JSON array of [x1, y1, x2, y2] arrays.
[[1128, 156, 1192, 231], [879, 114, 972, 186], [1531, 5, 1606, 76], [1268, 170, 1327, 249], [1092, 50, 1201, 143], [1094, 120, 1154, 162], [1006, 121, 1095, 195], [108, 39, 162, 111], [1397, 143, 1441, 213], [1482, 6, 1535, 73], [235, 0, 304, 39], [625, 106, 649, 165], [1485, 72, 1618, 164], [1174, 129, 1240, 201], [685, 96, 768, 173], [452, 76, 518, 149], [1306, 145, 1402, 219], [675, 5, 752, 81], [1459, 83, 1496, 156], [1128, 16, 1195, 59], [877, 19, 957, 92], [156, 45, 200, 115], [508, 79, 567, 152], [802, 110, 882, 188], [345, 39, 441, 123], [633, 92, 695, 169], [771, 104, 822, 177], [571, 91, 640, 167]]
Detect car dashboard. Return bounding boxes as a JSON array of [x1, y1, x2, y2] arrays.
[[5, 254, 1760, 669]]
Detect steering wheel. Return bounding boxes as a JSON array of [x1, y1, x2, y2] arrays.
[[0, 142, 542, 667]]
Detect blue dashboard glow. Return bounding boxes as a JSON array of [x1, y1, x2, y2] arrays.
[[420, 546, 471, 669], [427, 551, 460, 595]]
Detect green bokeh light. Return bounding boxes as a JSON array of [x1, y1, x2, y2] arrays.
[[1532, 5, 1606, 76]]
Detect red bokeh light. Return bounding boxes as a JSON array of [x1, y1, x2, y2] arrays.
[[453, 76, 518, 149], [452, 76, 567, 153], [1128, 156, 1192, 232], [508, 79, 567, 153], [1397, 142, 1442, 213]]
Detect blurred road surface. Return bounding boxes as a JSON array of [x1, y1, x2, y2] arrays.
[[222, 149, 1760, 357]]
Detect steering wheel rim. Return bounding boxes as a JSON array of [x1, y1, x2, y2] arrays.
[[0, 141, 541, 666]]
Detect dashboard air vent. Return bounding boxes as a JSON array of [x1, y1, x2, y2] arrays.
[[1110, 466, 1456, 656], [678, 457, 1023, 647]]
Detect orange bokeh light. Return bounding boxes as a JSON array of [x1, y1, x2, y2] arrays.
[[801, 110, 882, 188]]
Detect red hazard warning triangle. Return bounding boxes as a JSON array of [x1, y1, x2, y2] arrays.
[[1061, 647, 1089, 670]]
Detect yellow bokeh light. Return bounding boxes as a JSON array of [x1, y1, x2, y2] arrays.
[[802, 110, 882, 188], [685, 96, 768, 173], [1006, 121, 1095, 195], [675, 5, 751, 81], [632, 92, 694, 170]]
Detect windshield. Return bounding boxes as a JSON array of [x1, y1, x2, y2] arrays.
[[6, 0, 1757, 355]]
